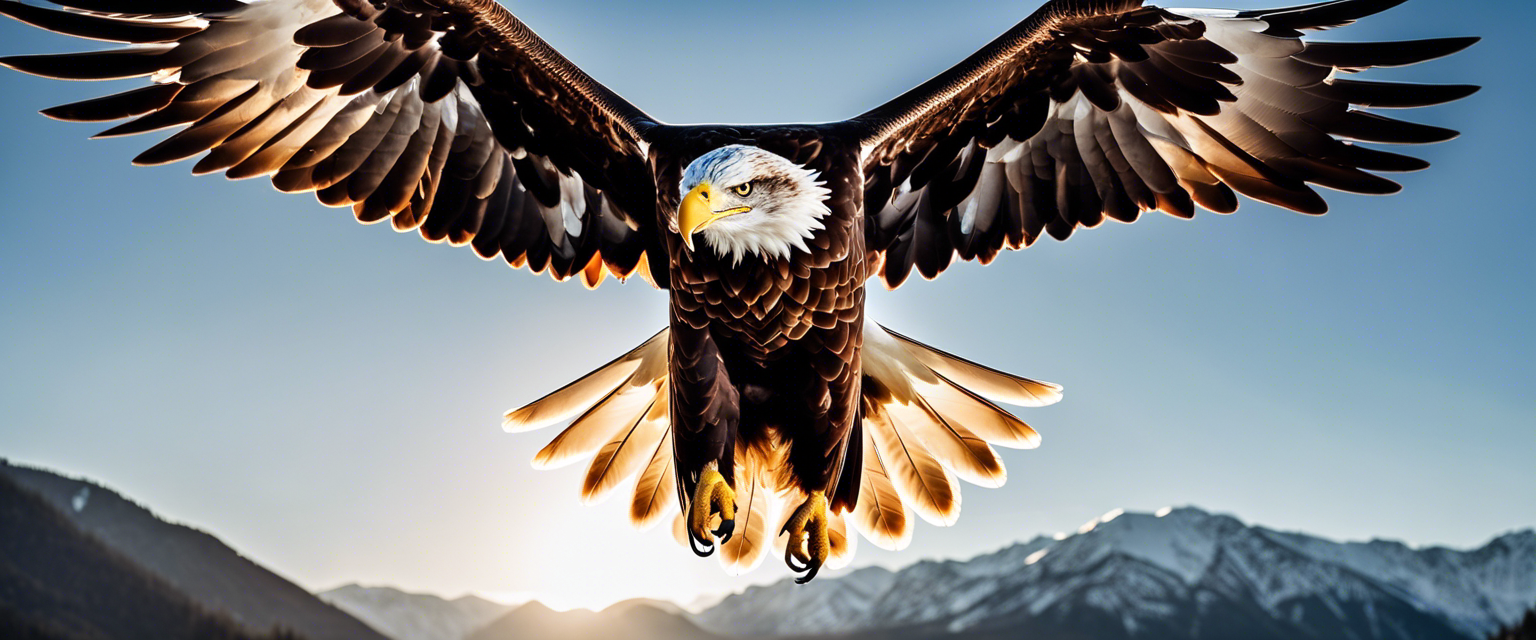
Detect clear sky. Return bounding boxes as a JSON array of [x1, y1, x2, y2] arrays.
[[0, 0, 1531, 611]]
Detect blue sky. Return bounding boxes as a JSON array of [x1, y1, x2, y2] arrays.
[[0, 0, 1531, 608]]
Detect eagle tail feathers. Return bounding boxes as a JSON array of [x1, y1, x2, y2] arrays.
[[511, 322, 1057, 575], [854, 321, 1060, 549]]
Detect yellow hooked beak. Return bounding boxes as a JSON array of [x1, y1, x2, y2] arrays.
[[678, 182, 751, 251]]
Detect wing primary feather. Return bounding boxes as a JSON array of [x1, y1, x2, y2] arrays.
[[865, 401, 959, 527], [1239, 0, 1411, 30], [40, 84, 183, 122], [1309, 80, 1480, 109], [0, 47, 184, 81], [851, 424, 911, 551], [629, 426, 674, 531], [884, 326, 1062, 407], [1295, 37, 1480, 69], [504, 330, 665, 432], [1326, 111, 1460, 145], [580, 392, 666, 505], [887, 394, 1006, 489], [0, 2, 201, 44]]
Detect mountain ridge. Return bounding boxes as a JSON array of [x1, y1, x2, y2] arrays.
[[0, 469, 288, 640], [0, 460, 386, 640], [333, 507, 1532, 640], [6, 457, 1527, 640], [692, 506, 1534, 640], [318, 583, 514, 640]]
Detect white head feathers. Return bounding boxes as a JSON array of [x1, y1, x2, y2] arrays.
[[678, 145, 832, 264]]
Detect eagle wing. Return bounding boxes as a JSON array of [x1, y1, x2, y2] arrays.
[[0, 0, 666, 288], [851, 0, 1478, 287]]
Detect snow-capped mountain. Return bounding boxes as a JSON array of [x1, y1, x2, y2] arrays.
[[699, 565, 899, 636], [693, 507, 1535, 640], [1261, 527, 1536, 636], [319, 584, 513, 640]]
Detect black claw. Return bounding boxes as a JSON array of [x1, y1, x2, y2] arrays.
[[713, 517, 735, 545], [794, 564, 822, 584], [784, 546, 807, 572], [689, 530, 716, 558]]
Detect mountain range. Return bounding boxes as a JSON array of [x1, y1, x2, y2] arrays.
[[3, 458, 1530, 640], [319, 584, 514, 640], [316, 586, 727, 640], [693, 507, 1534, 640], [333, 506, 1533, 640]]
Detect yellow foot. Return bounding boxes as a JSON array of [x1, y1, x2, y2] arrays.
[[780, 492, 829, 584], [687, 468, 737, 557]]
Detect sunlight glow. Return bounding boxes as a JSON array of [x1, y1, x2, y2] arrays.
[[475, 589, 628, 613]]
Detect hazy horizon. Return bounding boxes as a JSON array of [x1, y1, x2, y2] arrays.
[[2, 0, 1531, 611], [9, 453, 1531, 612]]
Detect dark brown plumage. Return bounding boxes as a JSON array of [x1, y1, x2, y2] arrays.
[[0, 0, 1477, 580], [855, 0, 1479, 286]]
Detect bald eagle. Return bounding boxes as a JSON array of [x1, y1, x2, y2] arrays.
[[0, 0, 1476, 582]]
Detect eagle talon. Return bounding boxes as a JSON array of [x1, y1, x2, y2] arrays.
[[780, 492, 829, 584], [688, 468, 737, 556]]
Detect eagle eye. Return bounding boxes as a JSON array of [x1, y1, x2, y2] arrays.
[[732, 182, 753, 197]]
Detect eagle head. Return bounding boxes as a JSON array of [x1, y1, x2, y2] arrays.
[[676, 145, 831, 264]]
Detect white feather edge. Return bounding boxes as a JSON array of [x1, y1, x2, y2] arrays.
[[880, 323, 1063, 409], [530, 380, 660, 470]]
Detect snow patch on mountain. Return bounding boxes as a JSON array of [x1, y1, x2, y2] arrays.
[[1259, 527, 1536, 637], [693, 565, 895, 636], [71, 486, 89, 512]]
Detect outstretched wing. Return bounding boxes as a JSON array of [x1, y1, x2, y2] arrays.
[[851, 0, 1478, 287], [0, 0, 666, 288]]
